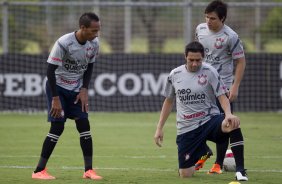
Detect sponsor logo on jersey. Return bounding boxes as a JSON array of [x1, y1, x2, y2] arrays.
[[51, 57, 63, 62], [60, 77, 78, 85], [177, 88, 206, 104], [63, 58, 88, 73], [205, 54, 220, 63], [233, 51, 244, 57], [184, 111, 205, 120], [204, 48, 220, 64]]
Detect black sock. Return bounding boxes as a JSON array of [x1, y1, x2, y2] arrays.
[[80, 134, 93, 171], [229, 128, 244, 171], [34, 122, 64, 173], [215, 138, 229, 167], [34, 136, 57, 173], [76, 119, 93, 172], [34, 157, 48, 173], [84, 156, 93, 172]]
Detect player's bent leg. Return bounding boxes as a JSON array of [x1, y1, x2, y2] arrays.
[[41, 121, 65, 159], [75, 118, 93, 170], [33, 121, 65, 178], [206, 115, 229, 174], [75, 118, 103, 180], [195, 145, 213, 171], [207, 138, 229, 174], [179, 167, 195, 178], [221, 122, 248, 180], [229, 128, 245, 172], [215, 137, 229, 166]]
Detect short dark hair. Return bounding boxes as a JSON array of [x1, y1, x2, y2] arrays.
[[185, 41, 205, 57], [205, 0, 227, 23], [79, 12, 100, 28]]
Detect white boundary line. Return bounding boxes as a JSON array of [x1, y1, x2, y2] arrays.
[[0, 165, 282, 173], [1, 155, 282, 159], [0, 155, 170, 158]]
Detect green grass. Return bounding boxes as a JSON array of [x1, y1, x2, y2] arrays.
[[0, 112, 282, 184], [264, 39, 282, 53]]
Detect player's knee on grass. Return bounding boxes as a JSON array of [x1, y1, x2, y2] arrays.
[[179, 167, 195, 178]]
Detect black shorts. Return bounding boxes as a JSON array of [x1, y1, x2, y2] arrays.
[[45, 82, 88, 122], [176, 114, 229, 169]]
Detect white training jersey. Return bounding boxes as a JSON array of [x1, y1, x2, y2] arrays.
[[47, 32, 99, 92], [195, 23, 245, 88], [163, 63, 228, 135]]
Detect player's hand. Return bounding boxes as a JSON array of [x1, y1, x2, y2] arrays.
[[74, 88, 89, 112], [229, 85, 239, 102], [225, 114, 240, 129], [154, 128, 164, 147], [50, 96, 63, 118]]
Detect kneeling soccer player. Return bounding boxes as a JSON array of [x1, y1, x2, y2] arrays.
[[154, 41, 248, 181]]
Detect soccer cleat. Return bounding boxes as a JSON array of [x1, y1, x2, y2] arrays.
[[83, 169, 103, 180], [32, 168, 55, 180], [208, 163, 223, 174], [195, 150, 213, 170], [236, 169, 248, 181]]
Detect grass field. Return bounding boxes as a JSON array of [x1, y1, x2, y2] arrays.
[[0, 112, 282, 184]]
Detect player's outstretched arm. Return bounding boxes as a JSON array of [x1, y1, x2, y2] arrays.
[[154, 98, 174, 147]]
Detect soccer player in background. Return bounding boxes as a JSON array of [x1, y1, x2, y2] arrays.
[[32, 12, 102, 180], [194, 0, 246, 174], [154, 41, 248, 181]]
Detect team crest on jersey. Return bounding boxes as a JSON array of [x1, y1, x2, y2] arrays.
[[198, 74, 207, 85], [86, 47, 96, 58], [214, 38, 224, 49]]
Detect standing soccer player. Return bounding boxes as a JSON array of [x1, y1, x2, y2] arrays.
[[154, 41, 248, 181], [194, 0, 246, 174], [32, 12, 102, 180]]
